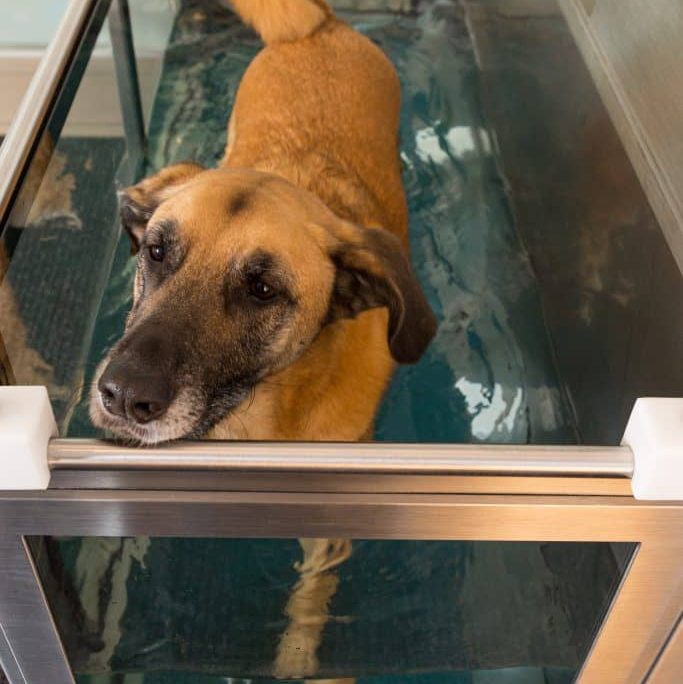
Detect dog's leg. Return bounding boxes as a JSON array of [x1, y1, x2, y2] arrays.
[[274, 538, 353, 680], [74, 536, 150, 670]]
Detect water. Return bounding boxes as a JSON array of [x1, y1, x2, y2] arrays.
[[68, 0, 575, 443], [24, 4, 631, 684], [32, 535, 627, 682]]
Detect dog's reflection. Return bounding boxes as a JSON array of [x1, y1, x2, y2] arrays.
[[275, 538, 353, 679], [72, 536, 354, 680]]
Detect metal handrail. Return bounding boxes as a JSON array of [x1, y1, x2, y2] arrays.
[[48, 439, 635, 476], [0, 0, 97, 224]]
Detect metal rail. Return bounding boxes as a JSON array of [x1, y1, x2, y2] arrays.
[[48, 438, 635, 476], [109, 0, 146, 181], [0, 0, 97, 224], [2, 486, 681, 684]]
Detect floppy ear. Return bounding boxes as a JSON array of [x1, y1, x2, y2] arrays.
[[118, 161, 204, 253], [327, 224, 438, 364]]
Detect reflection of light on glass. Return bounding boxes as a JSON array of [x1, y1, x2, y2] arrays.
[[504, 386, 523, 432], [455, 377, 523, 440], [415, 126, 491, 164]]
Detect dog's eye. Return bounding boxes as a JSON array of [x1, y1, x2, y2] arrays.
[[148, 244, 165, 262], [249, 279, 276, 301]]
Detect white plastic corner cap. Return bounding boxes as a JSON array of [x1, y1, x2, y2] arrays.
[[0, 386, 56, 490], [622, 398, 683, 501]]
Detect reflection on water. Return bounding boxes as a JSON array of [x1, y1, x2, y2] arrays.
[[68, 0, 575, 443]]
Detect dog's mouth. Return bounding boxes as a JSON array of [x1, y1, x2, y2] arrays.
[[89, 384, 202, 445], [89, 365, 253, 445]]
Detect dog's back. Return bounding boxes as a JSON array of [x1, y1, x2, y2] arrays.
[[225, 0, 408, 244]]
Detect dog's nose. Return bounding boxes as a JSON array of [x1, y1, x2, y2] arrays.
[[98, 365, 174, 424]]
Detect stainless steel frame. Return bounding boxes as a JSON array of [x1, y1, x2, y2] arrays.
[[48, 438, 635, 475], [1, 470, 682, 684], [0, 0, 101, 227], [0, 536, 75, 684], [108, 0, 147, 182], [647, 615, 683, 684], [0, 0, 144, 230]]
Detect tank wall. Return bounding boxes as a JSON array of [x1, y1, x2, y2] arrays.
[[465, 0, 683, 444]]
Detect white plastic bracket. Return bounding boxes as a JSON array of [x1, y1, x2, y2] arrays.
[[0, 386, 56, 490], [622, 397, 683, 501]]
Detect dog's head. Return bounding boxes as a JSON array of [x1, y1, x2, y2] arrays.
[[90, 164, 437, 443]]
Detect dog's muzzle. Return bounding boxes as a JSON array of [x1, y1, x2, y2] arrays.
[[96, 325, 179, 428]]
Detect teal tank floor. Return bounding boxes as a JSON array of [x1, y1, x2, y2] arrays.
[[67, 0, 575, 443]]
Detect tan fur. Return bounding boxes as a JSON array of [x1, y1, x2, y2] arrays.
[[87, 6, 431, 681], [210, 15, 410, 677], [224, 17, 408, 243], [212, 3, 408, 440], [274, 538, 352, 678], [229, 0, 332, 44]]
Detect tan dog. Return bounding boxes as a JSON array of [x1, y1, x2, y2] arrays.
[[89, 0, 436, 444], [89, 2, 436, 679]]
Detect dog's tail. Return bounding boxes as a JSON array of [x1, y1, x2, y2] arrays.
[[229, 0, 334, 45]]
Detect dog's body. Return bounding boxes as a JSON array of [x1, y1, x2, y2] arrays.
[[226, 0, 407, 240], [87, 2, 435, 679], [90, 0, 435, 444], [214, 3, 408, 440]]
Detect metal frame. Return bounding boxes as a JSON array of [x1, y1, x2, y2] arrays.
[[0, 0, 109, 231], [48, 438, 636, 475], [108, 0, 147, 182], [0, 536, 74, 684], [0, 0, 145, 234], [646, 614, 683, 684], [1, 471, 682, 684], [0, 0, 105, 389], [0, 0, 97, 225]]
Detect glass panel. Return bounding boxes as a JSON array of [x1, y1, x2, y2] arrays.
[[0, 0, 124, 429], [31, 537, 635, 683], [463, 0, 683, 444]]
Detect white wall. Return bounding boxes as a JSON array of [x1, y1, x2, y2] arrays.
[[0, 0, 178, 136]]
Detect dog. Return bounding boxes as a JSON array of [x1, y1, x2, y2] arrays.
[[88, 0, 436, 678], [89, 0, 436, 444]]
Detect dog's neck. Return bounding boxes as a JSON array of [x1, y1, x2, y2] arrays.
[[207, 309, 393, 440]]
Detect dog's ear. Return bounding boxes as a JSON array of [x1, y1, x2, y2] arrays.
[[118, 162, 204, 253], [327, 223, 437, 364]]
